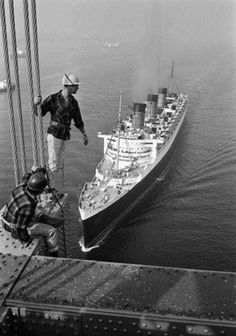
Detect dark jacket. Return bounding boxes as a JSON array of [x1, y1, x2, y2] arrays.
[[3, 184, 37, 230], [41, 90, 84, 140]]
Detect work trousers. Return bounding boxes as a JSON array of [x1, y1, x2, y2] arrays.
[[28, 221, 58, 252], [47, 134, 67, 188], [0, 215, 58, 253]]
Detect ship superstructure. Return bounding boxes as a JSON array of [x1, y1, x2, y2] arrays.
[[79, 78, 188, 248]]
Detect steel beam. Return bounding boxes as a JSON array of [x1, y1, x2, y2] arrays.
[[3, 256, 235, 335]]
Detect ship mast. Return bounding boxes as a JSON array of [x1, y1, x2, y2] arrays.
[[116, 90, 122, 172], [169, 60, 174, 94]]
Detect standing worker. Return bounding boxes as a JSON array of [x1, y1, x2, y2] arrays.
[[1, 171, 63, 257], [34, 73, 88, 191]]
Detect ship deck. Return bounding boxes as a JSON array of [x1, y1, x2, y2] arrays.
[[80, 97, 188, 215]]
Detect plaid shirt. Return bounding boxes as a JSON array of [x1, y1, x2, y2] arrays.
[[41, 90, 85, 140], [3, 184, 37, 229]]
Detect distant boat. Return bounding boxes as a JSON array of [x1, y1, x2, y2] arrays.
[[0, 80, 15, 93], [10, 48, 26, 58], [103, 41, 120, 48]]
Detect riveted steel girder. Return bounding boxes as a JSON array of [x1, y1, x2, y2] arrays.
[[6, 257, 235, 320]]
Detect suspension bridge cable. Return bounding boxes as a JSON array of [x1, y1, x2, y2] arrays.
[[23, 0, 39, 167], [0, 0, 20, 185], [8, 0, 27, 175], [31, 0, 45, 167]]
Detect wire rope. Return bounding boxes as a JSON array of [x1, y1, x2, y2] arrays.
[[23, 0, 39, 167], [0, 0, 20, 185], [9, 0, 27, 175], [31, 0, 45, 167]]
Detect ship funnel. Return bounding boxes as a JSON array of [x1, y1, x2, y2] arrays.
[[157, 88, 167, 108], [132, 103, 146, 129], [146, 94, 158, 119]]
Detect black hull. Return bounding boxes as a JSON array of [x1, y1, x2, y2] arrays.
[[81, 116, 186, 248]]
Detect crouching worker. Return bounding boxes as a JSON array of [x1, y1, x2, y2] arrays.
[[1, 172, 64, 257]]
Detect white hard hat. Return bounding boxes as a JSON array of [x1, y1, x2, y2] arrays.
[[62, 73, 80, 86]]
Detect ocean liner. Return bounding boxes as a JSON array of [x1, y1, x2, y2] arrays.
[[79, 64, 188, 249]]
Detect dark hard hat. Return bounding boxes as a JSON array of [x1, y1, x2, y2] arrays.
[[27, 173, 47, 194]]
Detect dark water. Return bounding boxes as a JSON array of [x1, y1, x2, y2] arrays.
[[0, 0, 235, 272]]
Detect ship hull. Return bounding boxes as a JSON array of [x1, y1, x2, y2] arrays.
[[81, 113, 187, 248]]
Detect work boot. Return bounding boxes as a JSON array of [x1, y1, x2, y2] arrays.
[[49, 250, 59, 258]]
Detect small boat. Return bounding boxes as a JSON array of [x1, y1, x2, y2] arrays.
[[10, 48, 26, 58], [78, 61, 188, 249], [103, 41, 120, 48], [17, 48, 26, 57], [0, 80, 15, 93]]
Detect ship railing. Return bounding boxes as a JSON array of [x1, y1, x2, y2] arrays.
[[80, 182, 91, 195], [80, 179, 101, 195], [107, 147, 153, 155]]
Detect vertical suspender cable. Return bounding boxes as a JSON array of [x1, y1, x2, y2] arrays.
[[116, 91, 122, 172], [31, 0, 45, 167], [23, 0, 39, 167], [169, 60, 174, 94], [8, 0, 27, 175], [0, 0, 20, 185]]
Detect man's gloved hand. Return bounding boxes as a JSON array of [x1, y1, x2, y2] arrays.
[[34, 95, 42, 105], [33, 95, 42, 116], [20, 228, 31, 243], [11, 228, 20, 240], [38, 213, 64, 228], [11, 228, 31, 244]]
